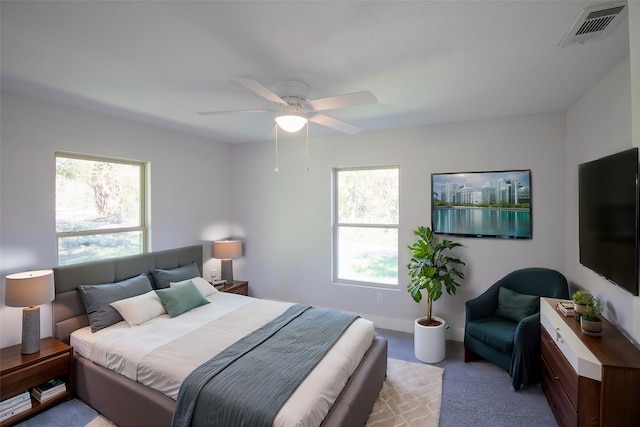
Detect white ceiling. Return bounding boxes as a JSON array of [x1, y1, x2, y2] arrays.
[[0, 1, 630, 144]]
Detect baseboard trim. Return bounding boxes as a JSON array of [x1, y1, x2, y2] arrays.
[[346, 311, 464, 342]]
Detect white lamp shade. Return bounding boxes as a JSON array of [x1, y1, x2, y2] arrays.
[[5, 269, 55, 307], [275, 113, 307, 133], [213, 240, 242, 260]]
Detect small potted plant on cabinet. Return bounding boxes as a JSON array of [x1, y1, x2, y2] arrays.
[[580, 298, 602, 337], [571, 290, 593, 320], [407, 226, 465, 363]]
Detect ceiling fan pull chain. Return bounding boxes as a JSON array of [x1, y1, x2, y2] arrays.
[[306, 122, 309, 172], [274, 125, 279, 173]]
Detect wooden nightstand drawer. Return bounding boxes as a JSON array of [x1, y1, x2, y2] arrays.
[[1, 353, 69, 398], [218, 281, 249, 296]]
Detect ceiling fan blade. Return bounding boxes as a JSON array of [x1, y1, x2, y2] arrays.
[[308, 91, 376, 112], [233, 77, 287, 105], [308, 113, 362, 135], [197, 109, 271, 116]]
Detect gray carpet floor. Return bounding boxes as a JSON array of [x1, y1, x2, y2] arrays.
[[14, 398, 99, 426], [16, 329, 558, 426], [376, 328, 558, 427]]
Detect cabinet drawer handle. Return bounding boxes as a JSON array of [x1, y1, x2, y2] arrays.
[[555, 328, 563, 342]]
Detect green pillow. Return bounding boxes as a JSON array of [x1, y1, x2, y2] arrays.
[[155, 280, 209, 318], [495, 287, 539, 322]]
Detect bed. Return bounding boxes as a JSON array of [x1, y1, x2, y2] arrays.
[[52, 245, 387, 427]]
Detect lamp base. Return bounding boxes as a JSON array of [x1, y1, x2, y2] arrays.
[[22, 306, 41, 354], [220, 259, 234, 284]]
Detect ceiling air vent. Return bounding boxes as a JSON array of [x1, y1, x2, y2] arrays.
[[558, 1, 627, 48]]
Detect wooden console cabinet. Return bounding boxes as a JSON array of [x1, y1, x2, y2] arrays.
[[540, 298, 640, 427]]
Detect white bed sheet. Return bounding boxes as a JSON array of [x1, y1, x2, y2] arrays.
[[71, 292, 375, 427]]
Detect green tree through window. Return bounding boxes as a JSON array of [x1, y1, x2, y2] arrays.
[[333, 167, 399, 286], [56, 153, 148, 265]]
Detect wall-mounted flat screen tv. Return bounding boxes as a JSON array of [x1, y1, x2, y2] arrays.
[[431, 169, 532, 239], [579, 147, 639, 296]]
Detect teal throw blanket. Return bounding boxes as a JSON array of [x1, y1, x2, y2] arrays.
[[172, 304, 358, 427]]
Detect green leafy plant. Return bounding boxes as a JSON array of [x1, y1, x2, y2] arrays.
[[581, 298, 602, 322], [407, 226, 465, 326], [572, 290, 594, 306]]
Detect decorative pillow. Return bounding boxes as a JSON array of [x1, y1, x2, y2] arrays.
[[155, 280, 209, 318], [110, 291, 166, 326], [78, 274, 153, 332], [170, 277, 217, 297], [495, 287, 540, 322], [150, 262, 200, 289]]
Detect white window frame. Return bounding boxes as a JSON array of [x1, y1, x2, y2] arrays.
[[332, 166, 400, 288], [55, 152, 149, 265]]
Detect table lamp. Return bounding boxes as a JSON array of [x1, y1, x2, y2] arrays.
[[5, 269, 55, 354], [213, 240, 242, 284]]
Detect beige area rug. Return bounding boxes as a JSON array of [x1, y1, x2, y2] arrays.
[[85, 417, 116, 427], [85, 358, 444, 427], [366, 358, 444, 427]]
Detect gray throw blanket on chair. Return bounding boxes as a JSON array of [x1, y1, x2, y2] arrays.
[[172, 304, 358, 427]]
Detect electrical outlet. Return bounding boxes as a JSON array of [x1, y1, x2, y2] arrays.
[[210, 269, 217, 280], [376, 293, 383, 304]]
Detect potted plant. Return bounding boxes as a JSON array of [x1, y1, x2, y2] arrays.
[[407, 226, 465, 363], [580, 298, 602, 337], [572, 290, 594, 320]]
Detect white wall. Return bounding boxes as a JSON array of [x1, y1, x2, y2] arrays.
[[565, 55, 639, 344], [230, 111, 567, 339], [3, 53, 637, 348], [0, 91, 233, 348]]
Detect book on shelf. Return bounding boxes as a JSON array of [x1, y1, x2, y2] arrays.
[[30, 378, 66, 402], [0, 390, 30, 412], [31, 386, 66, 403], [556, 300, 575, 316], [0, 399, 32, 421]]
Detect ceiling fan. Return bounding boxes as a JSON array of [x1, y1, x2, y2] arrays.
[[198, 77, 377, 135]]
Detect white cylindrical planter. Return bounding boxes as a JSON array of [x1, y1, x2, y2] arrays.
[[414, 316, 446, 363]]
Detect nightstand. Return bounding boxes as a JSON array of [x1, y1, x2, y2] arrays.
[[217, 280, 249, 296], [0, 337, 74, 426]]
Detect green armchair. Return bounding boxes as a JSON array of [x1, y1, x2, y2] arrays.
[[464, 267, 569, 390]]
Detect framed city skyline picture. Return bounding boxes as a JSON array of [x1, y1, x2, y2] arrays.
[[431, 169, 532, 239]]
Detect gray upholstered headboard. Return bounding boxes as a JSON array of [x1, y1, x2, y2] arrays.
[[53, 245, 203, 343]]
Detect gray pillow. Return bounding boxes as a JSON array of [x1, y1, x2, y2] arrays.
[[150, 262, 200, 289], [79, 274, 153, 332], [495, 287, 539, 323], [155, 280, 209, 318]]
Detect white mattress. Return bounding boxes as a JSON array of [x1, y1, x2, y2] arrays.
[[71, 292, 375, 427]]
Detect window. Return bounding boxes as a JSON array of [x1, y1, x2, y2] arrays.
[[333, 167, 399, 286], [56, 153, 148, 265]]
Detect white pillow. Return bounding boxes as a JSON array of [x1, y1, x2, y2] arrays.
[[170, 276, 218, 297], [109, 291, 166, 326]]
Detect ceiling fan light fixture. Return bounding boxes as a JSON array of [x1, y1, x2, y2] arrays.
[[275, 112, 307, 133]]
